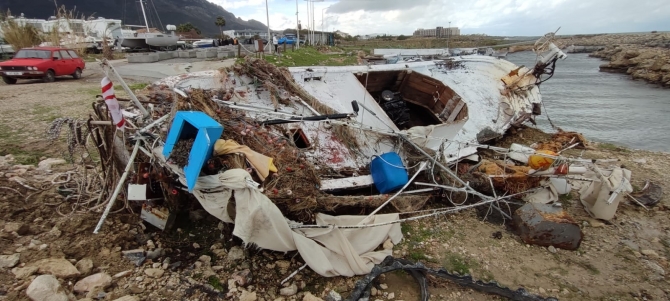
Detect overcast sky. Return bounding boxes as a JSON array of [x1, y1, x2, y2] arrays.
[[208, 0, 669, 36]]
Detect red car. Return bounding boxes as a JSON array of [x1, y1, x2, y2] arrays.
[[0, 47, 85, 84]]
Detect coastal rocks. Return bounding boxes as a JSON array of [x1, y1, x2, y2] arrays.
[[26, 275, 69, 301], [33, 258, 81, 278], [0, 253, 21, 268], [591, 44, 670, 87], [73, 273, 113, 293]]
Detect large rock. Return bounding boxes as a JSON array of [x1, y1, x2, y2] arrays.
[[26, 275, 69, 301], [513, 203, 583, 250], [33, 258, 81, 278], [74, 273, 112, 293], [75, 258, 94, 275], [0, 253, 20, 268]]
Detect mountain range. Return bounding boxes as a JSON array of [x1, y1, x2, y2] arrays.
[[1, 0, 268, 36]]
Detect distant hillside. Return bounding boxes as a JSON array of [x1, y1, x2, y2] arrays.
[[1, 0, 268, 36]]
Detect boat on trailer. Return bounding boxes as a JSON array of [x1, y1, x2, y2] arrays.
[[118, 0, 179, 50]]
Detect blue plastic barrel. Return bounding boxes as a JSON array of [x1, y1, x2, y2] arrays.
[[370, 152, 409, 194]]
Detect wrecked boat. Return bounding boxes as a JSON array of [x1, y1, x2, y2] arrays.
[[76, 32, 571, 276]]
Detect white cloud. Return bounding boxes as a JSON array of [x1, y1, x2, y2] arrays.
[[209, 0, 670, 36]]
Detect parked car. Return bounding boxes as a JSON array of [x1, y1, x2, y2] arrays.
[[0, 47, 85, 84]]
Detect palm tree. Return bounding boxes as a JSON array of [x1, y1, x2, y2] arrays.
[[215, 16, 226, 39]]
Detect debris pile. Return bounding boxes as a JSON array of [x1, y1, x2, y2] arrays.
[[23, 48, 663, 301]]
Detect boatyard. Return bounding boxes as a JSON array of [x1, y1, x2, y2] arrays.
[[1, 0, 670, 298]]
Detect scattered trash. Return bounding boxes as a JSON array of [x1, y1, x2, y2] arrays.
[[347, 257, 558, 301], [629, 180, 663, 207]]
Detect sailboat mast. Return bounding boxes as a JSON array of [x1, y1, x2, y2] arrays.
[[139, 0, 150, 32]]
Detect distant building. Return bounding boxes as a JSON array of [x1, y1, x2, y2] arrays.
[[222, 29, 281, 40], [334, 30, 350, 38], [413, 26, 460, 37]]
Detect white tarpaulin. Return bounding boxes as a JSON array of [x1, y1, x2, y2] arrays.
[[155, 148, 402, 277]]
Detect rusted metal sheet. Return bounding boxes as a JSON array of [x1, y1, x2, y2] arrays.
[[513, 203, 583, 250]]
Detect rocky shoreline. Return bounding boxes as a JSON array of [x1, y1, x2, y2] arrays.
[[511, 33, 670, 87]]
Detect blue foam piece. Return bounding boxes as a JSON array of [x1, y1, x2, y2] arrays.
[[370, 152, 408, 194], [163, 111, 223, 192]]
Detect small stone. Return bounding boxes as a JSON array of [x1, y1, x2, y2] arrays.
[[371, 287, 378, 296], [379, 283, 388, 290], [75, 258, 94, 275], [387, 293, 395, 300], [0, 253, 20, 268], [276, 260, 291, 269], [621, 240, 640, 251], [27, 275, 69, 301], [11, 266, 38, 279], [325, 290, 342, 301], [633, 251, 642, 258], [562, 288, 570, 294], [643, 260, 665, 277], [39, 244, 48, 251], [74, 273, 112, 293], [227, 246, 245, 261], [198, 255, 212, 264], [146, 240, 156, 249], [383, 239, 394, 250], [240, 290, 258, 301], [590, 220, 605, 228], [539, 287, 546, 294], [280, 283, 298, 296], [633, 158, 647, 164], [146, 248, 165, 260], [49, 226, 62, 238], [581, 221, 589, 227], [193, 242, 201, 249], [129, 285, 144, 294], [122, 249, 146, 267], [232, 269, 253, 287], [548, 246, 557, 253], [38, 158, 66, 170], [112, 296, 139, 301], [212, 266, 224, 271], [152, 263, 161, 268], [303, 292, 323, 301], [641, 249, 659, 258], [144, 268, 165, 278], [4, 222, 29, 235], [33, 258, 81, 278], [113, 270, 132, 278]]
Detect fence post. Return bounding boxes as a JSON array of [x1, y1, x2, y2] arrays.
[[283, 43, 286, 53]]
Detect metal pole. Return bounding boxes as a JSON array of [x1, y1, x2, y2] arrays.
[[94, 141, 141, 233], [306, 0, 309, 45], [139, 0, 150, 32], [296, 0, 299, 49], [447, 21, 451, 50], [265, 0, 271, 53], [321, 8, 325, 45]]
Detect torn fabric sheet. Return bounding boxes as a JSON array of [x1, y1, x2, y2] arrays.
[[154, 147, 402, 277]]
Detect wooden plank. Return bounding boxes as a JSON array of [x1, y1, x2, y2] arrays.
[[320, 175, 374, 191], [447, 101, 466, 122]]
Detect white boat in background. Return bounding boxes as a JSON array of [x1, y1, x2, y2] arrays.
[[119, 0, 179, 50], [193, 39, 216, 48]]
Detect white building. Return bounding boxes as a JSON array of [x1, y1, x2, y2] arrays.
[[85, 17, 123, 39], [222, 29, 280, 40]]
